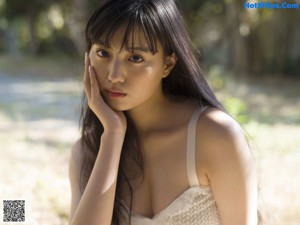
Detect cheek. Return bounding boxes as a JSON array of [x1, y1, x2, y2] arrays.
[[89, 56, 108, 82], [129, 66, 159, 89], [144, 66, 154, 74], [131, 66, 164, 96], [142, 64, 165, 86], [129, 66, 153, 77], [133, 61, 163, 80]]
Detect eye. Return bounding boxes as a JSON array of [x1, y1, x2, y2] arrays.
[[96, 50, 109, 58], [129, 54, 144, 63]]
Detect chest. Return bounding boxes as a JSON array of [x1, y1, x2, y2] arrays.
[[120, 127, 191, 218]]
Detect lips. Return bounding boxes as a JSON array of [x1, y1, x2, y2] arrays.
[[105, 89, 127, 97]]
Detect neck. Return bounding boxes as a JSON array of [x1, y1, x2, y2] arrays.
[[126, 90, 175, 136]]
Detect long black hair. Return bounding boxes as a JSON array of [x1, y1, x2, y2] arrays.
[[81, 0, 224, 224]]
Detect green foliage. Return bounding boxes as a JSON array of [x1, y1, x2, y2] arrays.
[[223, 97, 250, 124], [0, 0, 299, 76], [3, 0, 61, 19], [207, 65, 227, 90], [38, 34, 77, 56], [206, 66, 250, 124]]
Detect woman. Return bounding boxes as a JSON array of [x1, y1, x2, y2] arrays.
[[69, 0, 258, 224]]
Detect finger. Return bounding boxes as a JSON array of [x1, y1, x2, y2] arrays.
[[89, 65, 101, 102], [83, 53, 92, 100]]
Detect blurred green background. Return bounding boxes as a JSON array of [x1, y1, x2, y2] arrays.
[[0, 0, 299, 224]]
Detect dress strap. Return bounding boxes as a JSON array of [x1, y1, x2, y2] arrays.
[[186, 106, 208, 187]]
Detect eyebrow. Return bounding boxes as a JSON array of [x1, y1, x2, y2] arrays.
[[94, 40, 152, 53]]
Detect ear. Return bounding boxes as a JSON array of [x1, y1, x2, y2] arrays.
[[162, 53, 177, 78]]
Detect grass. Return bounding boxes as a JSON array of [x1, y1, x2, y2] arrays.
[[0, 55, 299, 225]]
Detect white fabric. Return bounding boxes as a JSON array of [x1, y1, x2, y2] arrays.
[[187, 107, 207, 187]]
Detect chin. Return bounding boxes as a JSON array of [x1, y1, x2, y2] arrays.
[[108, 102, 131, 112], [103, 96, 130, 111]]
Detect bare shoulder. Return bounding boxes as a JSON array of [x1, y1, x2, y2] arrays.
[[195, 108, 258, 224], [198, 107, 243, 139], [196, 107, 253, 173]]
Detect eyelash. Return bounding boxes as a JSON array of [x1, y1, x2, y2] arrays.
[[96, 50, 109, 58], [96, 50, 145, 63], [129, 55, 144, 63]]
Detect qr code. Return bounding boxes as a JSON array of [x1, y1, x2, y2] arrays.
[[3, 200, 25, 223]]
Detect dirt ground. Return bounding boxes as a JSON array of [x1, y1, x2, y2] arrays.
[[0, 72, 81, 225], [0, 70, 299, 225]]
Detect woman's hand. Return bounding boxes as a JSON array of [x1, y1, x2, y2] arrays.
[[83, 52, 127, 133]]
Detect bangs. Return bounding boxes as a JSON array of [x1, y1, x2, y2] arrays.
[[86, 1, 161, 54]]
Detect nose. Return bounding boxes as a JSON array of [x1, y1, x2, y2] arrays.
[[108, 59, 126, 83]]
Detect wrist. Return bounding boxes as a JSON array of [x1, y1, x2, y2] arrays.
[[101, 129, 126, 141], [104, 125, 126, 134]]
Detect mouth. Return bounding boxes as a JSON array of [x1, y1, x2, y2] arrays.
[[105, 89, 127, 98]]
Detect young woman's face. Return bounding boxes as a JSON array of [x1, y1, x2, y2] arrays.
[[89, 26, 176, 111]]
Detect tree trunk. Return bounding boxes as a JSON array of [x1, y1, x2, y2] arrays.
[[6, 22, 19, 55], [65, 0, 88, 56], [226, 0, 250, 78], [27, 5, 39, 54]]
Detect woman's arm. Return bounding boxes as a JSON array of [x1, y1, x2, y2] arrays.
[[197, 109, 258, 225], [69, 131, 125, 225], [69, 53, 127, 225]]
